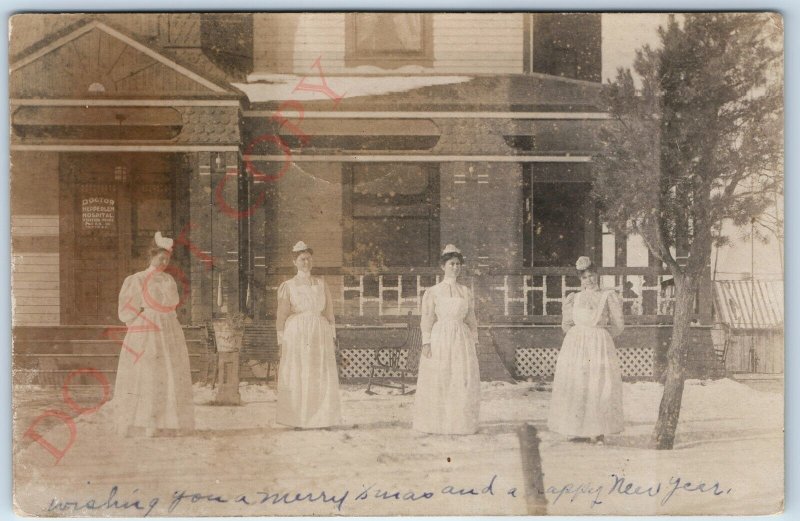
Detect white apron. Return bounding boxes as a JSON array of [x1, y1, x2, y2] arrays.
[[547, 290, 624, 437], [276, 279, 342, 428], [413, 283, 481, 435], [112, 268, 195, 436]]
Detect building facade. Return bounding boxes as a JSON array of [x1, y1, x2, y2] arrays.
[[9, 13, 715, 382]]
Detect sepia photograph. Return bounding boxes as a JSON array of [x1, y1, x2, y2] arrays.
[[8, 11, 784, 516]]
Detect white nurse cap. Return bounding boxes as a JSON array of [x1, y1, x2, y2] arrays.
[[154, 231, 174, 251]]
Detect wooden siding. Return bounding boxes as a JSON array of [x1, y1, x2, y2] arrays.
[[11, 152, 60, 326], [432, 14, 523, 73], [253, 13, 524, 75], [11, 152, 61, 326], [724, 331, 784, 374], [11, 216, 59, 237], [12, 253, 60, 325]]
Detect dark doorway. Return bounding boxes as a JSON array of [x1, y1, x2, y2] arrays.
[[524, 181, 592, 267], [59, 153, 188, 324]]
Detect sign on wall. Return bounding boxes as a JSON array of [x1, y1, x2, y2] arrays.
[[81, 196, 116, 230]]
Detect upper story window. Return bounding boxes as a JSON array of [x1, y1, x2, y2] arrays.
[[345, 13, 433, 68], [524, 13, 601, 82]]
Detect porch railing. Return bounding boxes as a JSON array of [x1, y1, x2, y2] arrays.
[[261, 266, 675, 321]]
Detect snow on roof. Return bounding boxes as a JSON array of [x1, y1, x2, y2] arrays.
[[234, 74, 473, 103]]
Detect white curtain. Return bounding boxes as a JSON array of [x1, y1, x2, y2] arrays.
[[356, 13, 422, 53]]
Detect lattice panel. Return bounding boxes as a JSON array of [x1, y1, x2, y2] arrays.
[[376, 349, 409, 376], [515, 347, 654, 378], [514, 347, 559, 378], [338, 349, 372, 378], [617, 346, 654, 377], [337, 348, 409, 379], [341, 346, 653, 380]]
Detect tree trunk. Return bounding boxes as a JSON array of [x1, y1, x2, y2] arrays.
[[652, 273, 700, 450]]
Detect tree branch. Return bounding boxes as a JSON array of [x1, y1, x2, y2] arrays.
[[636, 219, 682, 275]]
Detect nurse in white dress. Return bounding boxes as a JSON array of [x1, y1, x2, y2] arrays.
[[275, 241, 342, 428], [113, 232, 195, 437], [413, 244, 481, 435], [547, 256, 625, 444]]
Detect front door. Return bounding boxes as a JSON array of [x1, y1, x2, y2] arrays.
[[60, 154, 181, 324]]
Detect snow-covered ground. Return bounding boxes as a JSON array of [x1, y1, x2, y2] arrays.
[[13, 378, 783, 516]]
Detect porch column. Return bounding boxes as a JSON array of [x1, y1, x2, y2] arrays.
[[210, 151, 242, 316], [250, 175, 268, 319], [583, 197, 600, 262], [188, 152, 213, 323], [615, 230, 628, 268]]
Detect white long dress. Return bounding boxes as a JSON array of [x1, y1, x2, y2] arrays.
[[275, 275, 342, 428], [547, 289, 625, 437], [413, 279, 481, 435], [112, 267, 195, 436]]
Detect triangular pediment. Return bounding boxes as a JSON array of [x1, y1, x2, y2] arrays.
[[10, 21, 231, 99]]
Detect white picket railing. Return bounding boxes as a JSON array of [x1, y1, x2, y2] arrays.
[[265, 267, 676, 318]]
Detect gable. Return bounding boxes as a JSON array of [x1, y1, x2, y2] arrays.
[[10, 22, 230, 98]]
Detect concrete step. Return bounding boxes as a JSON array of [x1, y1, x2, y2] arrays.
[[14, 338, 208, 354], [13, 325, 207, 342], [12, 325, 212, 386]]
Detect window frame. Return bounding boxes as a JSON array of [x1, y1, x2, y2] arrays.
[[522, 163, 599, 267], [344, 13, 434, 69], [342, 163, 440, 267]]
